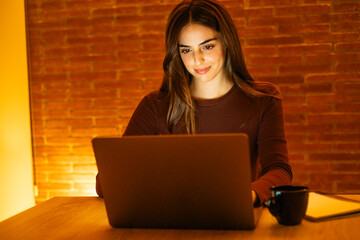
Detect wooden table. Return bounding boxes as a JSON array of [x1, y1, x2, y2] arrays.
[[1, 196, 359, 239]]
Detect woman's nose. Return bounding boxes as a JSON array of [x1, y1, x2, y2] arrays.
[[193, 50, 204, 65]]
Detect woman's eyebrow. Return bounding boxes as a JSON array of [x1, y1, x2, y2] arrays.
[[178, 38, 217, 48]]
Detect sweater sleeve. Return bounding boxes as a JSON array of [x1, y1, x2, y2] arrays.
[[251, 96, 293, 204]]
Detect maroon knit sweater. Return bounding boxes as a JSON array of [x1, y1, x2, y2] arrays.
[[96, 85, 292, 203]]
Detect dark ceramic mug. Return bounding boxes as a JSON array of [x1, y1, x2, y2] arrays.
[[265, 185, 309, 226]]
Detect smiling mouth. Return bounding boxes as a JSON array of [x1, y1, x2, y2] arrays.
[[195, 66, 211, 75]]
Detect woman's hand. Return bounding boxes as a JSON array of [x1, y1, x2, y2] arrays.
[[252, 190, 258, 204]]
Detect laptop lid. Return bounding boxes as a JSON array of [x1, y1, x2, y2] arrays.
[[92, 133, 262, 230]]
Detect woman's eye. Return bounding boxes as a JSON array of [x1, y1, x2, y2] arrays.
[[180, 48, 191, 54], [204, 45, 214, 50]]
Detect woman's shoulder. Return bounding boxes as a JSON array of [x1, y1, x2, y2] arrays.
[[137, 89, 169, 115], [142, 90, 168, 103], [252, 81, 281, 97]]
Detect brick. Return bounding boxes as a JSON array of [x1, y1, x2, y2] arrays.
[[42, 9, 89, 19], [336, 123, 360, 132], [228, 7, 274, 17], [91, 42, 141, 53], [248, 0, 303, 7], [310, 153, 360, 161], [288, 143, 333, 152], [28, 19, 64, 29], [93, 62, 141, 72], [308, 114, 360, 123], [32, 93, 68, 101], [242, 46, 276, 55], [72, 145, 94, 154], [335, 42, 360, 52], [71, 109, 119, 118], [336, 82, 360, 92], [143, 79, 162, 90], [69, 55, 117, 63], [49, 173, 95, 182], [247, 36, 303, 46], [308, 133, 360, 142], [140, 4, 176, 15], [44, 64, 91, 74], [288, 153, 305, 161], [336, 103, 360, 112], [280, 83, 332, 94], [33, 128, 70, 137], [46, 137, 92, 145], [33, 110, 70, 119], [46, 119, 93, 128], [92, 6, 138, 16], [69, 91, 118, 100], [247, 66, 276, 75], [310, 173, 360, 182], [337, 183, 360, 192], [249, 56, 302, 65], [70, 72, 116, 81], [37, 182, 73, 190], [95, 80, 143, 89], [333, 2, 360, 12], [116, 15, 165, 25], [307, 53, 360, 64], [336, 143, 360, 151], [285, 123, 333, 133], [65, 0, 112, 8], [279, 44, 332, 55], [282, 95, 305, 104], [71, 127, 119, 136], [307, 183, 335, 192], [291, 163, 334, 172], [279, 24, 330, 34], [336, 63, 360, 72], [42, 29, 87, 39], [248, 16, 302, 26], [73, 164, 98, 173], [117, 0, 161, 4], [48, 155, 95, 164], [36, 163, 72, 173], [333, 22, 360, 32], [283, 104, 333, 113], [284, 114, 306, 124], [95, 118, 127, 127], [237, 26, 275, 37], [93, 99, 138, 109], [279, 64, 331, 74], [276, 5, 331, 15], [335, 163, 360, 172], [287, 134, 306, 143], [305, 33, 359, 43], [31, 74, 67, 83], [45, 46, 88, 56], [68, 36, 114, 45]]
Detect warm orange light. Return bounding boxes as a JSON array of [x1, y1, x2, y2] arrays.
[[0, 0, 35, 221]]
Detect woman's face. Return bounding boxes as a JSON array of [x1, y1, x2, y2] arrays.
[[178, 24, 227, 86]]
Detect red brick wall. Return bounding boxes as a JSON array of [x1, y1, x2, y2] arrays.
[[26, 0, 360, 202]]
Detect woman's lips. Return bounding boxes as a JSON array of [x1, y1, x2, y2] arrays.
[[195, 66, 211, 75]]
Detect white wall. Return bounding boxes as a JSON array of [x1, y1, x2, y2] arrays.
[[0, 0, 35, 221]]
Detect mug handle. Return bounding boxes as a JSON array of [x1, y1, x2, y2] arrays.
[[265, 196, 280, 217]]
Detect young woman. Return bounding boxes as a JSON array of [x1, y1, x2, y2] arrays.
[[96, 0, 292, 205]]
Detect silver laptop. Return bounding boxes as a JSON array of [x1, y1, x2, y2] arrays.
[[92, 133, 262, 229]]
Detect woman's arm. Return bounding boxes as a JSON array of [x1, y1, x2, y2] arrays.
[[251, 96, 293, 204]]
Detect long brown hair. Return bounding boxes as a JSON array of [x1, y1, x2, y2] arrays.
[[161, 0, 279, 134]]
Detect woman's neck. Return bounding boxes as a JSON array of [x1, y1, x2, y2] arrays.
[[190, 77, 234, 100]]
